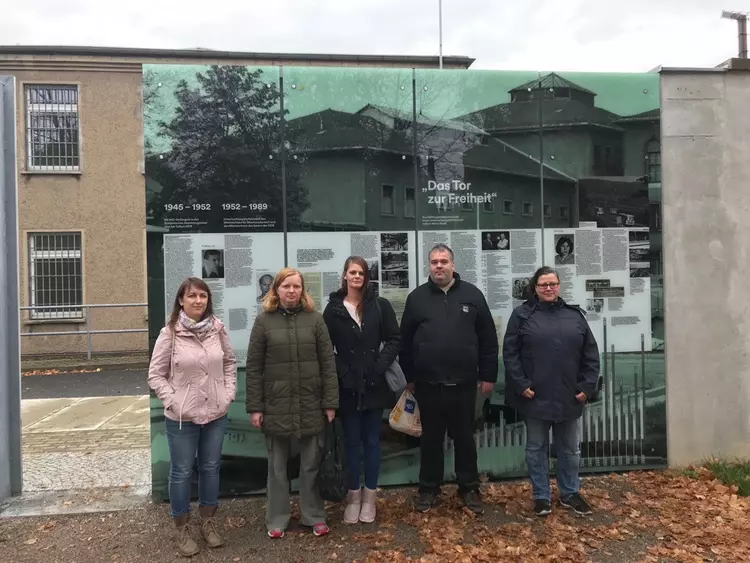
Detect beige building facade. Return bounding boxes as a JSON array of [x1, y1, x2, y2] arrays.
[[0, 46, 473, 358]]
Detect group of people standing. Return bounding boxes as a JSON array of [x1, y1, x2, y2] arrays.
[[148, 243, 601, 557]]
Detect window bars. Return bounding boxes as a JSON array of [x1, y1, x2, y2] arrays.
[[25, 85, 80, 171], [28, 232, 83, 319]]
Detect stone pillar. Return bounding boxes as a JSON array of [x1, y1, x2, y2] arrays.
[[661, 65, 750, 466]]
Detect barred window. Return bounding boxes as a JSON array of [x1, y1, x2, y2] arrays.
[[28, 233, 83, 319], [645, 139, 661, 183], [25, 85, 80, 171]]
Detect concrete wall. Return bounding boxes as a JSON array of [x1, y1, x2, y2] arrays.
[[0, 75, 23, 501], [661, 67, 750, 466]]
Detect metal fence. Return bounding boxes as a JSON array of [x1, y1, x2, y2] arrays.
[[20, 303, 148, 359]]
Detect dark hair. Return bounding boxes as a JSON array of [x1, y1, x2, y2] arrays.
[[429, 243, 454, 262], [168, 277, 213, 328], [555, 236, 574, 255], [530, 266, 559, 293], [340, 256, 370, 317], [203, 249, 221, 260]]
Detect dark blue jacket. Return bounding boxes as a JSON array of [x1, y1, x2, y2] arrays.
[[502, 298, 600, 421], [400, 272, 498, 385]]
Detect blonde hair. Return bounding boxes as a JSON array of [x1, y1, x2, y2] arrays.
[[262, 268, 316, 313]]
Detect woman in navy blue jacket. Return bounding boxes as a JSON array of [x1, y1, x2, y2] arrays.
[[503, 266, 600, 518]]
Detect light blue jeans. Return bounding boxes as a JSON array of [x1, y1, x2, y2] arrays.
[[165, 415, 228, 517], [524, 417, 580, 501]]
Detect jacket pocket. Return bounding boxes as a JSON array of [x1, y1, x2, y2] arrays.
[[215, 380, 230, 413], [169, 384, 194, 420]]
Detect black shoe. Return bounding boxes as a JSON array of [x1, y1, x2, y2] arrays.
[[459, 490, 484, 515], [560, 493, 592, 515], [534, 499, 552, 517], [413, 491, 439, 513]]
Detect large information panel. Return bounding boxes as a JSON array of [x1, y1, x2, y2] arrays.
[[145, 64, 665, 500]]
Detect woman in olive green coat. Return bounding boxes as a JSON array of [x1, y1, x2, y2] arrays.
[[246, 267, 339, 539]]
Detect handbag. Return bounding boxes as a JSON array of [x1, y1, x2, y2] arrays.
[[374, 298, 407, 394], [317, 418, 349, 502]]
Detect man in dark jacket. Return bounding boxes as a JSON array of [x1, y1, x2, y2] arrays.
[[503, 266, 600, 517], [400, 243, 498, 515]]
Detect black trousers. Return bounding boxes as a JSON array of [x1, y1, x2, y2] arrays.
[[415, 381, 478, 494]]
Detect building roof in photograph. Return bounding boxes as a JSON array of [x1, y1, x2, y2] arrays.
[[459, 99, 623, 132], [509, 72, 597, 95], [287, 109, 412, 154], [614, 108, 660, 123], [288, 109, 574, 182], [358, 104, 488, 135]]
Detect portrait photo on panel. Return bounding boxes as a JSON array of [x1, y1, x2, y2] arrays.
[[554, 235, 575, 265], [201, 249, 224, 279], [256, 272, 274, 302]]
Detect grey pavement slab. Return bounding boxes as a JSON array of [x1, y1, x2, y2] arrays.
[[99, 395, 149, 429], [21, 398, 76, 430], [23, 396, 141, 432]]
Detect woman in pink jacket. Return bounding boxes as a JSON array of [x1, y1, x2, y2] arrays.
[[148, 277, 237, 557]]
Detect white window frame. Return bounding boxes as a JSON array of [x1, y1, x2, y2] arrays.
[[25, 85, 81, 172], [522, 201, 533, 216], [28, 232, 83, 320]]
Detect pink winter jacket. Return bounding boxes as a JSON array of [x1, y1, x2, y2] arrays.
[[147, 316, 237, 427]]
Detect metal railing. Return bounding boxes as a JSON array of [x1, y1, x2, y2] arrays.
[[20, 303, 148, 360]]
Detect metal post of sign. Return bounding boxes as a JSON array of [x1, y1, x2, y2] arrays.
[[0, 75, 22, 501], [438, 0, 443, 69]]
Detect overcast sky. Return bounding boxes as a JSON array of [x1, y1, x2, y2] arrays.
[[3, 0, 748, 71]]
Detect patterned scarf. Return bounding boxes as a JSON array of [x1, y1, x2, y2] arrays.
[[179, 310, 214, 341]]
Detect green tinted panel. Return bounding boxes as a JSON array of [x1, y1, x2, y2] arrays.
[[144, 66, 666, 501]]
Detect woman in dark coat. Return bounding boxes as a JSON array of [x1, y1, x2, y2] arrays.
[[503, 266, 600, 518], [323, 256, 400, 525]]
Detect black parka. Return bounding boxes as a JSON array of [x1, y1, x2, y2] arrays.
[[400, 273, 499, 385], [322, 290, 401, 414]]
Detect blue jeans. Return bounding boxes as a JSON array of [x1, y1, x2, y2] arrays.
[[524, 417, 580, 501], [165, 415, 228, 517], [341, 409, 383, 490]]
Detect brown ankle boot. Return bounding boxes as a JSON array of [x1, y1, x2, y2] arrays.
[[174, 513, 200, 557], [198, 505, 224, 548]]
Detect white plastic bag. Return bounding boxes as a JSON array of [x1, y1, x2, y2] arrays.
[[388, 390, 422, 437]]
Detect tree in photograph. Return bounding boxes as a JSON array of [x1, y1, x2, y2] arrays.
[[147, 65, 308, 230]]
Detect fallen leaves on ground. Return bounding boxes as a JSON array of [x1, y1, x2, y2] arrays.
[[353, 468, 750, 562], [22, 368, 102, 376], [3, 469, 749, 562]]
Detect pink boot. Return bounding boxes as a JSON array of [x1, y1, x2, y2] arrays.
[[359, 488, 377, 523], [343, 488, 361, 524]]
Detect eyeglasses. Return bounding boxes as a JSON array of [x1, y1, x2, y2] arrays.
[[537, 283, 559, 289]]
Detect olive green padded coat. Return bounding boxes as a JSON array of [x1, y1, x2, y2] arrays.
[[245, 307, 338, 437]]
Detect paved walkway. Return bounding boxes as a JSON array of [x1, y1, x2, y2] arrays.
[[21, 395, 151, 493]]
